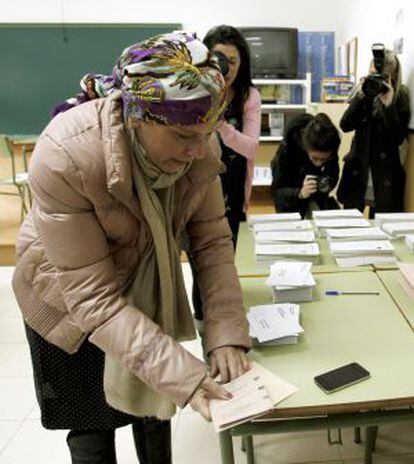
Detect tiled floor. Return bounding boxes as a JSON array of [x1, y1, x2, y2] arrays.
[[0, 264, 413, 463]]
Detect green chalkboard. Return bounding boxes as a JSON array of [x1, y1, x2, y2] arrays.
[[0, 23, 181, 134]]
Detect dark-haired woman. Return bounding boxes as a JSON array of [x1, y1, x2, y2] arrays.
[[189, 25, 261, 327], [271, 113, 341, 219], [203, 25, 261, 244]]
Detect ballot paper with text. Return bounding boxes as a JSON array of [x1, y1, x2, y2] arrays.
[[210, 362, 298, 432]]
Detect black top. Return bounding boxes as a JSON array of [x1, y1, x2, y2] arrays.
[[219, 102, 246, 221], [337, 86, 410, 212], [271, 114, 340, 218]]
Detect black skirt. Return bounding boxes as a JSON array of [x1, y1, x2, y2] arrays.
[[25, 324, 135, 430]]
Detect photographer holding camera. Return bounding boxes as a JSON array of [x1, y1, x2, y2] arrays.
[[271, 113, 340, 218], [337, 44, 410, 216]]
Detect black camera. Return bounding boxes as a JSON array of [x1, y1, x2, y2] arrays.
[[361, 43, 389, 99], [308, 175, 334, 194], [212, 50, 229, 77]]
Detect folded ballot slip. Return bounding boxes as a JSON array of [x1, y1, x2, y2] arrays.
[[210, 362, 298, 432]]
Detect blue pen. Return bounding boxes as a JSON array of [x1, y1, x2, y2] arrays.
[[325, 290, 380, 296]]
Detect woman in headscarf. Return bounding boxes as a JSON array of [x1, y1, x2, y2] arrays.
[[12, 31, 250, 464]]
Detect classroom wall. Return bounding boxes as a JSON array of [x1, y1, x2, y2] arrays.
[[2, 0, 347, 43]]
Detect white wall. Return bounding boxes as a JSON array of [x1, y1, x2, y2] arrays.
[[1, 0, 346, 42], [341, 0, 410, 80]]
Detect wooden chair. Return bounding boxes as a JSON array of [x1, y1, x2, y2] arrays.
[[0, 135, 32, 222]]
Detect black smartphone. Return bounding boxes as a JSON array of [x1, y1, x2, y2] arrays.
[[314, 362, 370, 394]]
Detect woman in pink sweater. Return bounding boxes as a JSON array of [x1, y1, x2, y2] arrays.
[[204, 25, 261, 245], [189, 26, 261, 327]]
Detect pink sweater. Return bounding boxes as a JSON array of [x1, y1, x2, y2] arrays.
[[217, 87, 261, 211]]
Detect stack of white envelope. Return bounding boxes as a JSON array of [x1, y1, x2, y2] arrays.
[[255, 242, 321, 264], [314, 217, 371, 237], [253, 220, 313, 237], [329, 240, 396, 267], [312, 209, 363, 220], [248, 303, 304, 345], [405, 234, 414, 252], [326, 227, 388, 242], [255, 230, 316, 245], [382, 222, 414, 239], [247, 212, 301, 227], [266, 261, 316, 303], [374, 212, 414, 228]]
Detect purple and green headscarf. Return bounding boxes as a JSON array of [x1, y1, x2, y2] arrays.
[[52, 31, 226, 126]]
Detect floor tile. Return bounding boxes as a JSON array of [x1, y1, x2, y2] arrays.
[[0, 377, 36, 420], [0, 344, 32, 377], [253, 429, 343, 464], [0, 419, 70, 464], [173, 410, 246, 464], [0, 421, 23, 453]]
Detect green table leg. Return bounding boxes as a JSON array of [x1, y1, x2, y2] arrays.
[[245, 435, 255, 464], [365, 426, 377, 464], [219, 430, 235, 464]]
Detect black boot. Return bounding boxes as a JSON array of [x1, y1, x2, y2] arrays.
[[67, 429, 117, 464], [132, 418, 171, 464]]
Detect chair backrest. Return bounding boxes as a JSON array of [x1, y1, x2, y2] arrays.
[[0, 134, 18, 183]]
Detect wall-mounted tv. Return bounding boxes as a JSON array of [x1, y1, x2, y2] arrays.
[[239, 27, 298, 78]]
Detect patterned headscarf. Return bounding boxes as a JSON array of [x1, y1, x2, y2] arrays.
[[52, 31, 226, 126]]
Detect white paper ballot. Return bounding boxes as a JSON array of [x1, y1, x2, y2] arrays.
[[382, 222, 414, 238], [210, 362, 298, 432], [314, 218, 371, 229], [335, 255, 397, 267], [255, 243, 320, 257], [405, 234, 414, 251], [326, 227, 388, 241], [247, 304, 304, 343], [330, 240, 394, 256], [256, 231, 316, 244], [248, 213, 301, 225], [312, 209, 363, 219], [210, 369, 273, 432], [375, 212, 414, 227], [253, 220, 313, 234], [266, 261, 313, 287]]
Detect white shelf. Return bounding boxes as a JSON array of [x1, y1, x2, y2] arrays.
[[259, 136, 283, 142], [253, 78, 309, 86], [261, 104, 307, 110]]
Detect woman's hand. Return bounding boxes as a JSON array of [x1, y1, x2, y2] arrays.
[[209, 346, 250, 383], [299, 175, 318, 199], [189, 376, 232, 421]]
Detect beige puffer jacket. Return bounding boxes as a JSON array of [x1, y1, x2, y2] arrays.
[[12, 93, 251, 408]]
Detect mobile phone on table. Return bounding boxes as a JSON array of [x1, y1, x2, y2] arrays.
[[314, 362, 370, 394]]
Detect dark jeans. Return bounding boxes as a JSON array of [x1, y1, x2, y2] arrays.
[[67, 418, 171, 464]]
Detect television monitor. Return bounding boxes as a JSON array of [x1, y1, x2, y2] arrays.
[[239, 27, 298, 78]]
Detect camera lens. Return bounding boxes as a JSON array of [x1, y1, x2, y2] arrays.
[[212, 51, 229, 77], [317, 176, 332, 194]]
